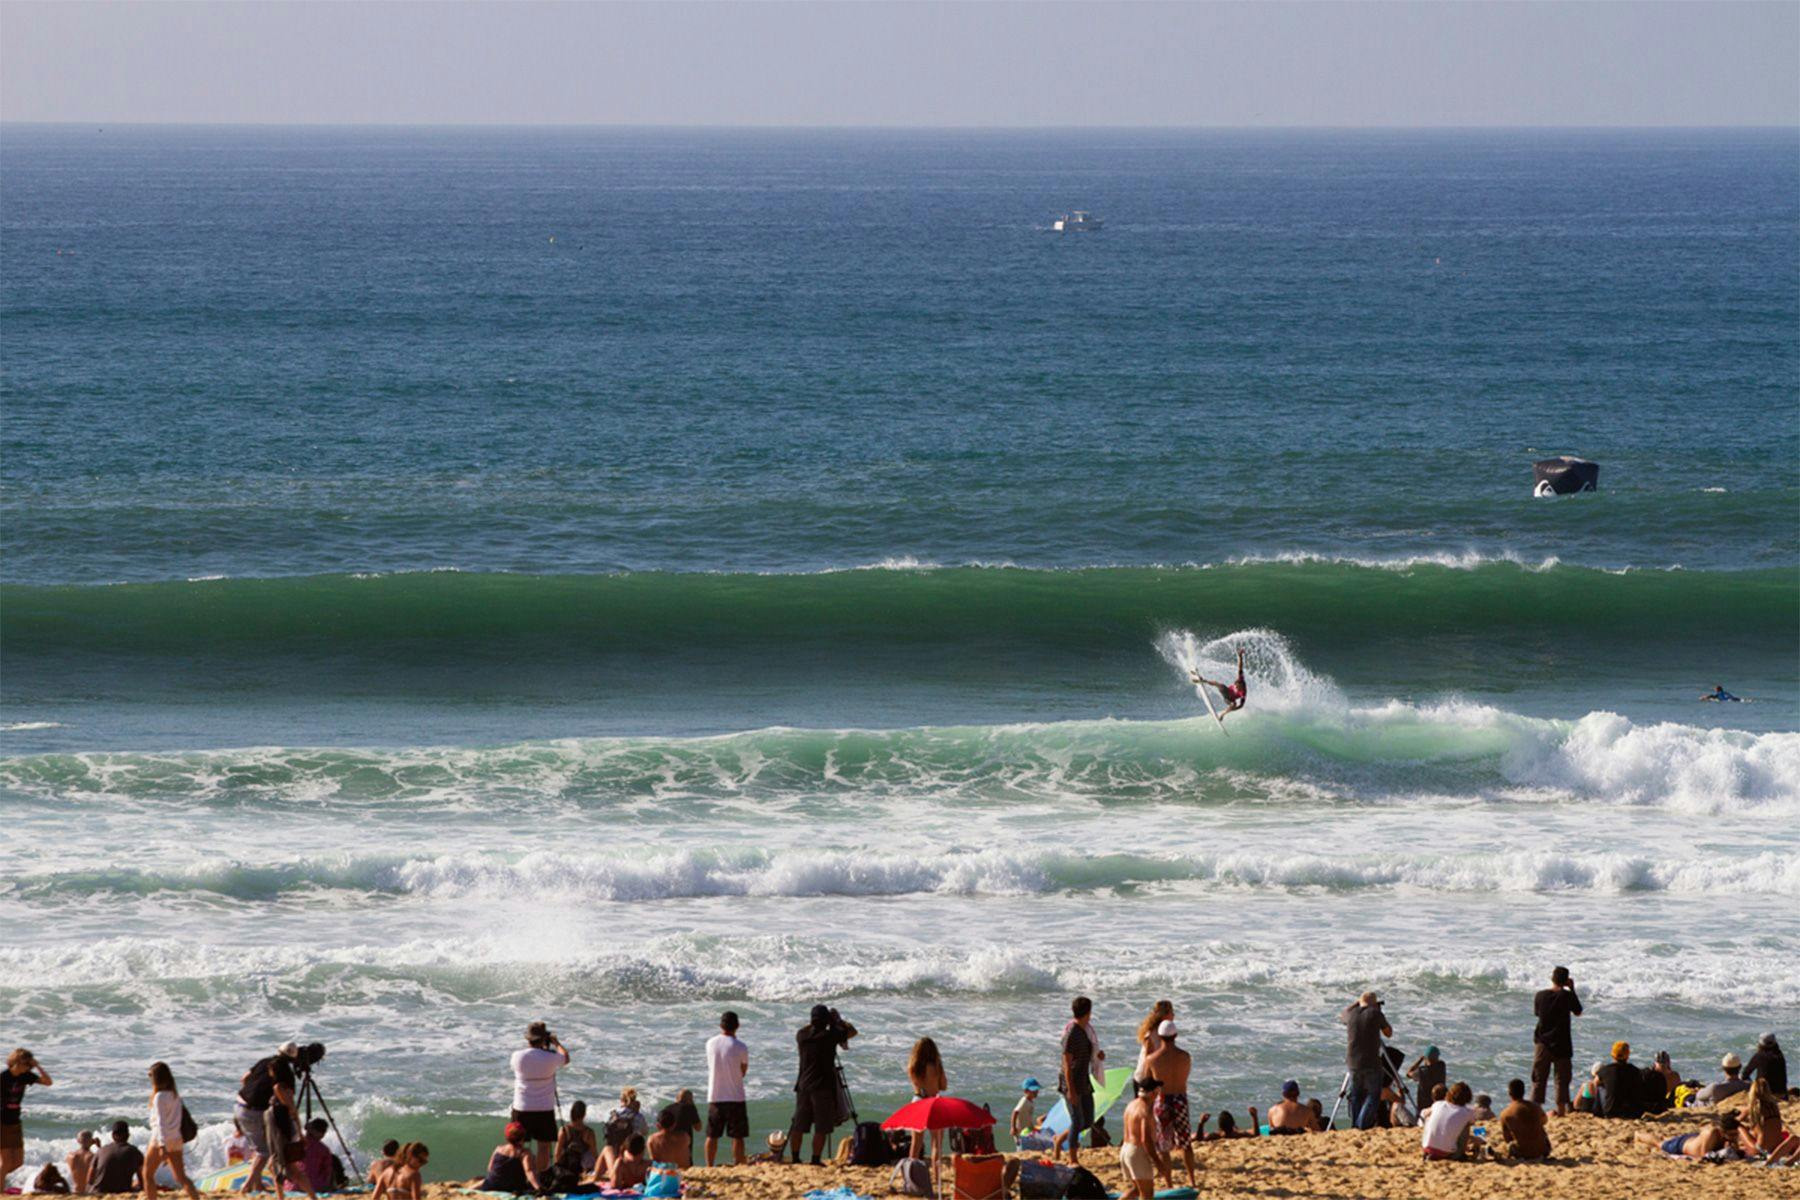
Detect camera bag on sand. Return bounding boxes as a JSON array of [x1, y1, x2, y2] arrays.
[[851, 1121, 893, 1166], [1064, 1165, 1106, 1200], [890, 1157, 932, 1196]]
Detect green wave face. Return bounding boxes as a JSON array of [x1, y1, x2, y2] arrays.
[[3, 562, 1794, 660]]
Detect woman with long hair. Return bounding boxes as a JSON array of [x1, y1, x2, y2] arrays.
[[371, 1142, 429, 1200], [905, 1038, 949, 1160], [1134, 1001, 1174, 1080], [1742, 1078, 1797, 1160], [143, 1062, 200, 1200]]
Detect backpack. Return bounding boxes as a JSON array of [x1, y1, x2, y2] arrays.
[[890, 1157, 932, 1197], [850, 1121, 892, 1166], [1064, 1166, 1106, 1200], [602, 1112, 636, 1150]]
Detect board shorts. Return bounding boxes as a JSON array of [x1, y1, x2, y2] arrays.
[[265, 1107, 299, 1167], [235, 1103, 272, 1156], [790, 1085, 839, 1138], [511, 1108, 559, 1143], [706, 1101, 749, 1140], [1661, 1134, 1692, 1156], [1118, 1143, 1155, 1182], [1, 1123, 23, 1153], [1154, 1092, 1191, 1151]]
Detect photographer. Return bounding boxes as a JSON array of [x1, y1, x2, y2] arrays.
[[785, 1005, 856, 1166], [1530, 966, 1582, 1115], [236, 1042, 316, 1200], [1339, 991, 1392, 1131], [509, 1022, 570, 1173]]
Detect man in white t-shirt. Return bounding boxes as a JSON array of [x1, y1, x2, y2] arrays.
[[510, 1021, 571, 1173], [1419, 1081, 1479, 1161], [704, 1012, 750, 1166]]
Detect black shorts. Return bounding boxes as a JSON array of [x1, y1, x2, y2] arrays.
[[789, 1085, 839, 1137], [707, 1101, 749, 1140], [511, 1108, 558, 1143]]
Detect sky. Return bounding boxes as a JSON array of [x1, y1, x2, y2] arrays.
[[1, 1, 1796, 127]]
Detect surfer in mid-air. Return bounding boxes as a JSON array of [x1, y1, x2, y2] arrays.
[[1191, 646, 1248, 721], [1701, 684, 1743, 703]]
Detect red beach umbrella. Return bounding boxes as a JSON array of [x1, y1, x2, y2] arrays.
[[882, 1095, 996, 1132]]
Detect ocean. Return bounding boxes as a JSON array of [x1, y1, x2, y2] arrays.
[[2, 125, 1796, 1181]]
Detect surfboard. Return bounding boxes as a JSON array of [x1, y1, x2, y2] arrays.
[[1035, 1067, 1135, 1145], [198, 1163, 253, 1194], [1194, 677, 1230, 736]]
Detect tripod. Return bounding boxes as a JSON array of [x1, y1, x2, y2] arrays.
[[1326, 1044, 1415, 1130], [297, 1068, 361, 1179]]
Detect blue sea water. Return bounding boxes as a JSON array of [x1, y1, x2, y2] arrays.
[[1, 126, 1796, 1181]]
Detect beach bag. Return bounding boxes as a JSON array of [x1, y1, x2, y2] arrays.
[[179, 1105, 199, 1144], [1016, 1161, 1072, 1199], [643, 1165, 681, 1199], [851, 1121, 892, 1166], [1064, 1167, 1106, 1200], [890, 1157, 931, 1197]]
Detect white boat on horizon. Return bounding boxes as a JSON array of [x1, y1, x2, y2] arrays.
[[1052, 211, 1103, 232]]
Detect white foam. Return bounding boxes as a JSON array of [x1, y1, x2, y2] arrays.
[[1, 721, 64, 731]]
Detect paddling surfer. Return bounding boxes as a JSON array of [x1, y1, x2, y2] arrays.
[[1191, 647, 1248, 720], [1701, 684, 1742, 703]]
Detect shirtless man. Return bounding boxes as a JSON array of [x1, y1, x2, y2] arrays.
[[1191, 647, 1248, 720], [65, 1130, 99, 1193], [1267, 1081, 1317, 1133], [646, 1109, 689, 1171], [1142, 1020, 1197, 1187], [1118, 1079, 1160, 1200], [1635, 1112, 1743, 1160]]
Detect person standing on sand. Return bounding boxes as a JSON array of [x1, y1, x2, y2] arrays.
[[1117, 1078, 1160, 1200], [786, 1005, 856, 1166], [1132, 1002, 1173, 1082], [509, 1022, 570, 1175], [144, 1061, 201, 1200], [1406, 1046, 1446, 1100], [705, 1012, 750, 1167], [905, 1038, 949, 1160], [2, 1047, 52, 1184], [1530, 965, 1582, 1115], [1497, 1078, 1550, 1161], [1058, 996, 1104, 1165], [1142, 1020, 1196, 1187], [1339, 991, 1391, 1130]]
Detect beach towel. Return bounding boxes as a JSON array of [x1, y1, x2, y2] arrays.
[[802, 1189, 873, 1200]]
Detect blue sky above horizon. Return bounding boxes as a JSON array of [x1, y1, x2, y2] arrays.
[[2, 1, 1796, 128]]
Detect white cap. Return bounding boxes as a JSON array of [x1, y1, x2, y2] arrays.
[[1157, 1019, 1177, 1038], [278, 1041, 301, 1057]]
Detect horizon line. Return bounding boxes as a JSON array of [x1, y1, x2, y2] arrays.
[[4, 120, 1798, 133]]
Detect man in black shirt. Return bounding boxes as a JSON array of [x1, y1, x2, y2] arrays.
[[92, 1122, 144, 1194], [1595, 1041, 1643, 1119], [1530, 966, 1583, 1115], [2, 1048, 53, 1183], [785, 1005, 856, 1166], [1058, 996, 1101, 1165], [1339, 991, 1391, 1130]]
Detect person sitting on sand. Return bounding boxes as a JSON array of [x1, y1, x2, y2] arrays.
[[1306, 1098, 1330, 1131], [1745, 1033, 1787, 1096], [1194, 1110, 1255, 1140], [91, 1121, 144, 1194], [1394, 1083, 1432, 1128], [1596, 1041, 1645, 1119], [1498, 1079, 1550, 1161], [227, 1121, 253, 1165], [1573, 1062, 1604, 1113], [1118, 1078, 1160, 1200], [554, 1101, 598, 1179], [1420, 1082, 1481, 1161], [368, 1140, 401, 1188], [1266, 1081, 1317, 1134], [1740, 1079, 1796, 1159], [671, 1090, 702, 1167], [32, 1163, 71, 1193], [372, 1143, 428, 1200], [481, 1122, 541, 1194], [1647, 1052, 1679, 1106], [66, 1130, 100, 1192], [609, 1136, 651, 1191], [647, 1106, 690, 1169], [1694, 1053, 1750, 1105], [1635, 1111, 1744, 1160], [1471, 1094, 1495, 1122]]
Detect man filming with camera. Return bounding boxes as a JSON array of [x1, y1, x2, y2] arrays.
[[786, 1005, 856, 1166], [236, 1042, 318, 1200], [510, 1022, 571, 1174], [1340, 991, 1393, 1131]]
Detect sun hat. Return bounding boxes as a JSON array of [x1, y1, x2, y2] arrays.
[[1722, 1053, 1742, 1069]]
